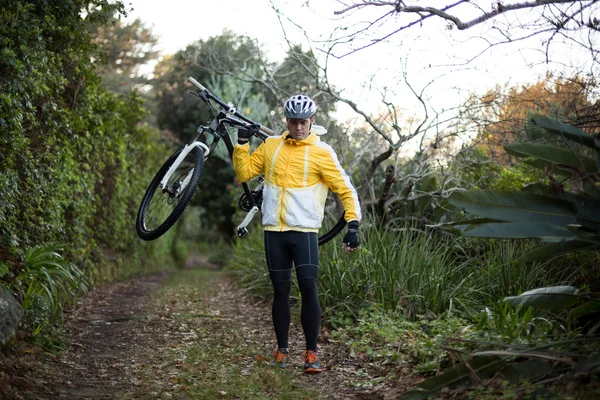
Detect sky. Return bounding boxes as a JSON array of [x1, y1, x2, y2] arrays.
[[121, 0, 593, 138]]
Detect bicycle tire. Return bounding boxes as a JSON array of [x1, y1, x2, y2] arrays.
[[318, 212, 346, 246], [136, 146, 205, 241]]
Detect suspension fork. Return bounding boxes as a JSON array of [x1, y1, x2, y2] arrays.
[[160, 141, 210, 192]]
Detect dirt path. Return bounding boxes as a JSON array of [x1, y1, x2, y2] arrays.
[[1, 259, 413, 399]]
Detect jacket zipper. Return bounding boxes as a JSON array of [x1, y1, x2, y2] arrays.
[[279, 143, 294, 231]]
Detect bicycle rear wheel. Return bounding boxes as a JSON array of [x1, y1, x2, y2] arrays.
[[136, 146, 204, 241], [318, 212, 346, 246]]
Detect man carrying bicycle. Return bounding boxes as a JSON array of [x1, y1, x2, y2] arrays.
[[233, 95, 361, 374]]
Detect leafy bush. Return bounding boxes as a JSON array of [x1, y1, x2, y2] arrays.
[[12, 244, 87, 344], [491, 164, 542, 191], [0, 1, 183, 347], [0, 0, 174, 283], [330, 305, 470, 374], [445, 116, 600, 264]]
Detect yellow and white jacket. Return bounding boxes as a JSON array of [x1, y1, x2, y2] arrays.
[[233, 130, 361, 233]]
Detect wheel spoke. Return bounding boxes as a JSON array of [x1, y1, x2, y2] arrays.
[[137, 147, 203, 239]]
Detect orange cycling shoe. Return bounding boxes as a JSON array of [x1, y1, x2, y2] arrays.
[[302, 350, 324, 374], [272, 349, 288, 369]]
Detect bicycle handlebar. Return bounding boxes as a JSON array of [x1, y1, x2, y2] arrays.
[[188, 77, 206, 92], [188, 77, 275, 137]]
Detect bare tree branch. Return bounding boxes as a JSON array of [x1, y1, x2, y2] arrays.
[[321, 0, 600, 59], [334, 0, 595, 30]]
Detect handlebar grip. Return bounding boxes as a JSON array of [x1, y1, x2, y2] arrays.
[[259, 125, 276, 136], [188, 77, 206, 91]]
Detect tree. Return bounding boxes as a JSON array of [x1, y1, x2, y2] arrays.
[[260, 6, 499, 228], [152, 32, 273, 240], [322, 1, 600, 60], [92, 18, 159, 94], [462, 74, 597, 166], [153, 31, 267, 142], [1, 0, 167, 281], [445, 116, 600, 264]]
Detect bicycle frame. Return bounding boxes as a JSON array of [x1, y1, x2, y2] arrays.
[[136, 76, 346, 244], [162, 78, 274, 238]]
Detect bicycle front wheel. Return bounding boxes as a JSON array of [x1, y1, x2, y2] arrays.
[[136, 146, 205, 241]]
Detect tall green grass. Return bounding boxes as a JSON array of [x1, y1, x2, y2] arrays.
[[319, 224, 480, 319], [465, 239, 552, 301], [227, 222, 560, 322]]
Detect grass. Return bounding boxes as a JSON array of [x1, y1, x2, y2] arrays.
[[144, 267, 321, 399], [227, 228, 271, 296], [227, 222, 563, 322], [319, 224, 481, 318]]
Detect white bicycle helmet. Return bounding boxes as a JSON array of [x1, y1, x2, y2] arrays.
[[284, 95, 317, 119]]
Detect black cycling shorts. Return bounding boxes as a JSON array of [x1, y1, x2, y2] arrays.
[[264, 230, 319, 283]]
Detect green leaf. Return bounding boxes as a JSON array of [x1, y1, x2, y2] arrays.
[[504, 286, 581, 311], [595, 138, 600, 171], [516, 240, 597, 263], [569, 300, 600, 321], [531, 116, 596, 149], [565, 193, 600, 231], [397, 390, 428, 400], [575, 353, 600, 373], [498, 359, 552, 383], [0, 263, 9, 279], [432, 218, 504, 228], [504, 143, 597, 174], [583, 182, 600, 201], [447, 191, 577, 225], [456, 222, 575, 241], [414, 356, 505, 393]]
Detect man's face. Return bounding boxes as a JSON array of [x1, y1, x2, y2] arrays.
[[286, 116, 314, 140]]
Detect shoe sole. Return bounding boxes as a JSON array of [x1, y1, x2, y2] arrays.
[[304, 367, 324, 374]]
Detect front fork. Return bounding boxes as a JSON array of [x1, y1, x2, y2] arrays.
[[160, 141, 211, 193]]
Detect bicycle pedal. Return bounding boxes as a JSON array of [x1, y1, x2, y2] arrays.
[[237, 227, 249, 238]]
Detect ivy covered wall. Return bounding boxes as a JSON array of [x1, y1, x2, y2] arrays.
[[0, 1, 174, 284]]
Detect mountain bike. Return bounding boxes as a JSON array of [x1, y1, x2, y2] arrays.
[[135, 77, 347, 245]]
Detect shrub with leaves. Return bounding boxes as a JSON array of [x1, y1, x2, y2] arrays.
[[443, 116, 600, 264], [399, 286, 600, 399], [0, 1, 171, 282], [330, 306, 471, 374], [12, 244, 87, 342]]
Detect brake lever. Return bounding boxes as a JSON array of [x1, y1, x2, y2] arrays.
[[186, 91, 211, 105]]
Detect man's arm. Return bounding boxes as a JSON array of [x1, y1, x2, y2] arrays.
[[317, 146, 362, 223], [233, 138, 265, 183], [317, 145, 362, 253]]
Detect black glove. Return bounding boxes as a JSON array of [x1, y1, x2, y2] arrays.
[[342, 220, 360, 250], [237, 127, 254, 144]]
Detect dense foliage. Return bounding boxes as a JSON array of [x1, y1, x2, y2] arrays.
[[0, 1, 175, 312]]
